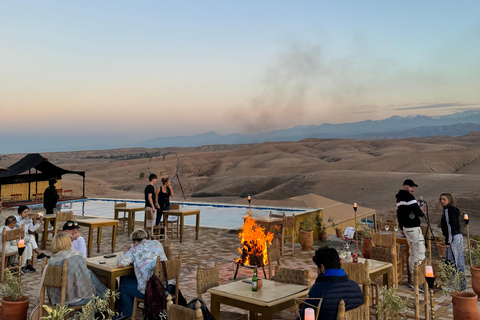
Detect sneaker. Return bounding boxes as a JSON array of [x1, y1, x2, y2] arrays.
[[26, 265, 36, 272], [113, 312, 128, 320], [37, 252, 50, 259], [408, 284, 414, 290], [20, 267, 26, 275], [419, 285, 425, 293]]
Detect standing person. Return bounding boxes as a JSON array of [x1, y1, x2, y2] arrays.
[[155, 177, 174, 226], [439, 193, 466, 291], [145, 174, 157, 227], [396, 179, 426, 289], [15, 205, 50, 272], [63, 221, 87, 259], [44, 178, 59, 215]]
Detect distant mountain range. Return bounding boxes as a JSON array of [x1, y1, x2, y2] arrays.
[[135, 110, 480, 148]]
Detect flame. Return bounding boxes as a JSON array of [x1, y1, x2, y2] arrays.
[[274, 225, 279, 230], [235, 212, 274, 266]]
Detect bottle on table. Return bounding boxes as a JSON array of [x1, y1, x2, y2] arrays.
[[252, 267, 258, 291]]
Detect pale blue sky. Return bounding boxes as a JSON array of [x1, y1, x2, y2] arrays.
[[1, 1, 479, 151]]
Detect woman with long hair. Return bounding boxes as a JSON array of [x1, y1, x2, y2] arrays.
[[155, 177, 174, 226], [439, 193, 466, 291]]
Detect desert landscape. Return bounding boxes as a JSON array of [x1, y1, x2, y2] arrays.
[[2, 132, 480, 234]]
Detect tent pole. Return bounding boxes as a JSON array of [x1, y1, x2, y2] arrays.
[[35, 168, 38, 194], [83, 176, 85, 198], [28, 168, 31, 202]]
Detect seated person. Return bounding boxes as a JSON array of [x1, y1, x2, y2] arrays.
[[15, 205, 50, 272], [0, 216, 34, 274], [116, 228, 171, 318], [47, 232, 107, 306], [301, 246, 363, 320], [63, 221, 87, 258]]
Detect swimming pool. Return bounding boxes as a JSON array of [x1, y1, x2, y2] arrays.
[[26, 198, 312, 230]]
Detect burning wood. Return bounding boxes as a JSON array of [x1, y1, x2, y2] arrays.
[[235, 213, 274, 267]]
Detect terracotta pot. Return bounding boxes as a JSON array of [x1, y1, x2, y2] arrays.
[[451, 292, 479, 320], [318, 231, 327, 242], [437, 242, 445, 258], [336, 228, 343, 238], [361, 238, 372, 259], [299, 230, 313, 251], [257, 278, 263, 290], [0, 296, 29, 320], [471, 266, 480, 297]]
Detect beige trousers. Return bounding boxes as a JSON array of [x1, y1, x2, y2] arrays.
[[403, 226, 426, 277]]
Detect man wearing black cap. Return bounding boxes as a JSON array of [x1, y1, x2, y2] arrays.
[[396, 179, 425, 288], [63, 221, 87, 258]]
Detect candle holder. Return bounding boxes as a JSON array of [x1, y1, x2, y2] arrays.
[[464, 213, 472, 266], [247, 195, 252, 212], [425, 265, 435, 320], [353, 203, 358, 242]]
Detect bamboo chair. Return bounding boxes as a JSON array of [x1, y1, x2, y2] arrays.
[[167, 203, 180, 238], [44, 211, 74, 248], [269, 213, 295, 257], [37, 260, 85, 320], [1, 225, 24, 283], [196, 263, 248, 320], [132, 252, 182, 319], [336, 300, 369, 320], [341, 260, 371, 320], [274, 266, 311, 286], [167, 294, 203, 320], [144, 208, 167, 244], [114, 201, 129, 233], [267, 240, 281, 280], [404, 259, 429, 320], [371, 231, 403, 287]]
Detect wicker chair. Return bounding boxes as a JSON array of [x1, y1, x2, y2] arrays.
[[1, 225, 24, 283], [114, 201, 129, 233], [274, 266, 311, 286], [336, 300, 369, 320], [166, 203, 180, 238], [404, 259, 430, 320], [167, 294, 203, 320], [341, 260, 371, 320], [196, 263, 248, 320], [267, 240, 281, 280], [144, 208, 167, 244], [37, 260, 85, 320], [132, 252, 182, 319], [44, 211, 74, 248], [371, 231, 403, 287]]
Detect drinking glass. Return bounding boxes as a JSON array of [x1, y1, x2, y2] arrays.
[[394, 226, 399, 232], [385, 225, 390, 231]]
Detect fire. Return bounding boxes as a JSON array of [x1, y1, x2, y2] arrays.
[[235, 212, 274, 267]]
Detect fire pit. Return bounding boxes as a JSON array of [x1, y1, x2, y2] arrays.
[[234, 213, 274, 279]]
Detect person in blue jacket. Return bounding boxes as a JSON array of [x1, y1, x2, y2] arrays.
[[300, 246, 363, 320]]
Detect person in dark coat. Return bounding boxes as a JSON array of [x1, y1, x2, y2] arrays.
[[300, 246, 363, 320], [44, 178, 59, 214]]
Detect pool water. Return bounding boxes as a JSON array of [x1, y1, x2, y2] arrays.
[[27, 198, 309, 230]]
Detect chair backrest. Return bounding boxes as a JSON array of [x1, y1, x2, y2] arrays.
[[196, 262, 219, 297], [39, 260, 68, 314], [413, 259, 427, 286], [267, 241, 281, 279], [170, 203, 180, 210], [1, 225, 25, 282], [341, 260, 370, 286], [165, 242, 173, 260], [283, 214, 296, 228], [370, 246, 394, 263], [155, 253, 182, 304], [115, 201, 127, 208], [53, 211, 74, 236], [336, 300, 369, 320], [372, 231, 396, 248], [274, 266, 310, 287], [167, 294, 203, 320], [2, 225, 24, 243]]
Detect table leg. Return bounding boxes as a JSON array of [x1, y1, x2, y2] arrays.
[[114, 210, 118, 221], [164, 213, 169, 231], [195, 212, 200, 240], [42, 219, 49, 250], [87, 227, 94, 258], [384, 268, 392, 287], [97, 227, 102, 253], [210, 294, 221, 320], [109, 273, 117, 310], [111, 224, 117, 253], [406, 243, 411, 283], [260, 309, 273, 320], [180, 215, 185, 243], [130, 212, 135, 234]]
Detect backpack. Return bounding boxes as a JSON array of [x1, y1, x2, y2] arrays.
[[187, 298, 216, 320], [144, 261, 168, 320]]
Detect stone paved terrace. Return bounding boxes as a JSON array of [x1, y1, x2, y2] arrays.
[[17, 216, 479, 319]]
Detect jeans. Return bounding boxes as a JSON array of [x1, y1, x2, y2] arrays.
[[155, 205, 170, 226], [118, 274, 144, 317]]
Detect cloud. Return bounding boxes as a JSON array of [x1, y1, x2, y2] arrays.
[[394, 102, 478, 111]]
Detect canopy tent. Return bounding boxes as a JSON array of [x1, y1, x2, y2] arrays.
[[0, 153, 86, 201]]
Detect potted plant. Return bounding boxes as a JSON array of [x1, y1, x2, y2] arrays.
[[41, 305, 74, 320], [361, 225, 373, 259], [436, 233, 445, 258], [376, 285, 411, 320], [315, 216, 328, 242], [465, 244, 480, 297], [0, 269, 29, 320], [299, 212, 316, 251], [435, 259, 479, 319]]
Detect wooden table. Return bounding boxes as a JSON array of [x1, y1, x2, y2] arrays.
[[358, 257, 393, 287], [248, 216, 283, 234], [74, 218, 119, 257], [208, 279, 308, 320], [114, 206, 145, 234], [162, 209, 200, 243], [86, 252, 134, 309]]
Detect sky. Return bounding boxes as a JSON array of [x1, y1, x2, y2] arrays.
[[1, 1, 480, 153]]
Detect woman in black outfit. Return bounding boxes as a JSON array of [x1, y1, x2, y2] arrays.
[[439, 193, 466, 291], [155, 177, 174, 226]]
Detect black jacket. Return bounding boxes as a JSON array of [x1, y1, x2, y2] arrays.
[[301, 272, 363, 320], [441, 206, 462, 245], [396, 189, 424, 230], [43, 186, 59, 210]]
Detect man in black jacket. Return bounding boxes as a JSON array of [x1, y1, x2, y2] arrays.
[[396, 179, 425, 287], [301, 246, 363, 320]]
